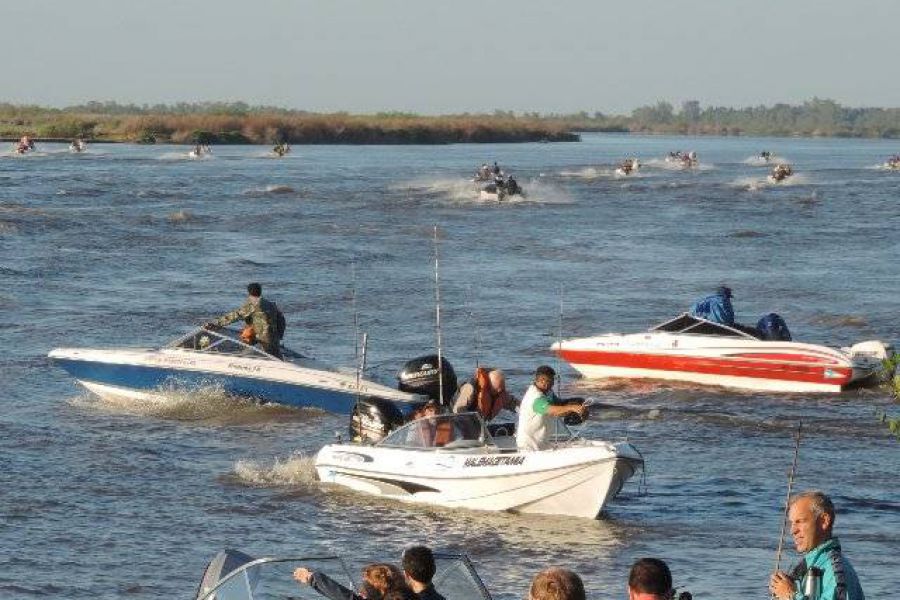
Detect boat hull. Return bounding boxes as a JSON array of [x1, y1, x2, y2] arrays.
[[315, 441, 641, 519], [553, 335, 866, 393], [49, 347, 419, 415]]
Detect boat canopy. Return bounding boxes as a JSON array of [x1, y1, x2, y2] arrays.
[[651, 313, 757, 339], [194, 549, 492, 600], [377, 412, 496, 450]]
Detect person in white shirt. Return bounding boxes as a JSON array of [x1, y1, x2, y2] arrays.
[[516, 365, 586, 451]]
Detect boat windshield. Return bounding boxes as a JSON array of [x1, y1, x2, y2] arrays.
[[651, 313, 755, 339], [194, 551, 492, 600], [378, 412, 493, 450], [169, 327, 276, 360], [195, 554, 353, 600]]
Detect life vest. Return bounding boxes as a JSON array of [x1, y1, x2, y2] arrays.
[[240, 325, 256, 345], [474, 367, 504, 420]]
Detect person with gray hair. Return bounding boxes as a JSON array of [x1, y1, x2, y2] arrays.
[[527, 567, 585, 600], [769, 490, 865, 600]]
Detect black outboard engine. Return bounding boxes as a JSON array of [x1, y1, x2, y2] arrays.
[[350, 396, 406, 443], [397, 354, 457, 408], [756, 312, 792, 341]]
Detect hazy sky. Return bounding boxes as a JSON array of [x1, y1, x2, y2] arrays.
[[3, 0, 898, 114]]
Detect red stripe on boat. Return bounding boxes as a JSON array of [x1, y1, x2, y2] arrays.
[[555, 349, 853, 385]]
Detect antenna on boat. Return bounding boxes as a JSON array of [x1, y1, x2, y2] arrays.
[[556, 282, 565, 396], [351, 261, 364, 442], [773, 421, 803, 577], [433, 225, 445, 407], [466, 284, 480, 369]]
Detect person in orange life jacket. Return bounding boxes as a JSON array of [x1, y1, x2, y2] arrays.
[[451, 367, 516, 420], [628, 558, 672, 600]]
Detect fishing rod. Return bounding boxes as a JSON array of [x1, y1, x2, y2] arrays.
[[556, 282, 565, 396], [350, 262, 365, 442], [774, 421, 803, 575], [466, 284, 480, 369], [433, 225, 445, 407]]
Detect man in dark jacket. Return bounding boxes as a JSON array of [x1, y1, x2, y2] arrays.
[[402, 546, 447, 600]]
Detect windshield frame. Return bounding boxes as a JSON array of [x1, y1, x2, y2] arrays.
[[377, 412, 494, 450]]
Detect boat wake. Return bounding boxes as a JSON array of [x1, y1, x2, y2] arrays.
[[732, 173, 809, 190], [809, 313, 869, 329], [559, 166, 605, 179], [167, 209, 196, 224], [233, 452, 318, 486], [394, 177, 571, 205], [743, 154, 787, 166], [243, 184, 300, 197], [392, 177, 481, 202], [67, 384, 306, 424]]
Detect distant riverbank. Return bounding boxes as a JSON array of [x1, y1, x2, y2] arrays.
[[4, 98, 900, 144], [0, 106, 579, 145]]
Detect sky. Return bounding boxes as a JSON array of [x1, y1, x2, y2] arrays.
[[2, 0, 898, 115]]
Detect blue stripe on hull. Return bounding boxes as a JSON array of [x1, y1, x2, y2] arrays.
[[53, 358, 402, 415]]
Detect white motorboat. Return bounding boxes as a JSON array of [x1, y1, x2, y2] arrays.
[[194, 548, 492, 600], [70, 140, 86, 153], [769, 163, 794, 183], [49, 326, 425, 415], [552, 313, 893, 394], [664, 151, 698, 168], [615, 158, 640, 176], [315, 412, 643, 519]]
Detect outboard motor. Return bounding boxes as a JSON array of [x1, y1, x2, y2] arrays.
[[350, 396, 406, 443], [397, 354, 457, 408], [756, 313, 792, 341]]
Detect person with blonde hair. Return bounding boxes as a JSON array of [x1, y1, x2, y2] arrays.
[[527, 567, 585, 600]]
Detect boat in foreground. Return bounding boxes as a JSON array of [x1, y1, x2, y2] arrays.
[[316, 412, 642, 519], [48, 326, 424, 415], [195, 548, 492, 600], [552, 313, 893, 394]]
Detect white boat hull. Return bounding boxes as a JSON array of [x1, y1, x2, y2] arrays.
[[552, 314, 891, 394], [315, 440, 641, 519]]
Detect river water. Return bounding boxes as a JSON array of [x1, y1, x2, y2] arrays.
[[1, 135, 898, 599]]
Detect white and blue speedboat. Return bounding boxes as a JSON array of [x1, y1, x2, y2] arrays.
[[48, 326, 425, 415]]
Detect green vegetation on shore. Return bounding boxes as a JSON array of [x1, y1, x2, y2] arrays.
[[0, 102, 578, 144], [3, 98, 900, 143]]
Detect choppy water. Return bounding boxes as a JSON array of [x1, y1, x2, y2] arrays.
[[2, 135, 899, 599]]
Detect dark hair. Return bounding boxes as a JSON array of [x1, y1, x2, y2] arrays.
[[628, 558, 672, 596], [528, 567, 585, 600], [383, 590, 417, 600], [247, 283, 262, 297], [402, 546, 436, 584], [535, 365, 556, 379]]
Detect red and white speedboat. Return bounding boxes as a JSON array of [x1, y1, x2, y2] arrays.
[[552, 314, 893, 394]]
